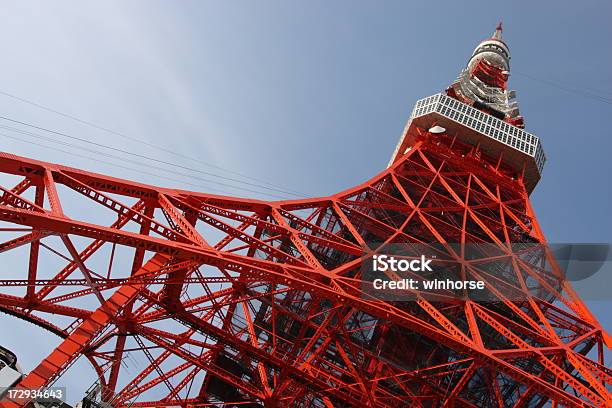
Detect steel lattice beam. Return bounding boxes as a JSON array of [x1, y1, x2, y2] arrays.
[[0, 140, 608, 408]]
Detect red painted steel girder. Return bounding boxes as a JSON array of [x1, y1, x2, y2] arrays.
[[0, 133, 609, 408]]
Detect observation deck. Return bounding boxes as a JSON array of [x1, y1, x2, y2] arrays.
[[390, 93, 546, 193]]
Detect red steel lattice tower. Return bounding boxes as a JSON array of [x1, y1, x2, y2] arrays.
[[0, 24, 610, 408]]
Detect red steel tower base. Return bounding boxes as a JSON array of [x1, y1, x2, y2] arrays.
[[0, 24, 609, 408]]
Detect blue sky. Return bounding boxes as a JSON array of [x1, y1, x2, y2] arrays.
[[0, 0, 610, 402]]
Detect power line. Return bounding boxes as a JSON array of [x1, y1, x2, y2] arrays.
[[0, 131, 291, 199], [0, 123, 297, 197], [0, 114, 307, 198], [0, 131, 293, 200], [0, 89, 307, 196], [513, 71, 612, 106]]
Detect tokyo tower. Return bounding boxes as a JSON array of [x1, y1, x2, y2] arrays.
[[0, 23, 610, 407]]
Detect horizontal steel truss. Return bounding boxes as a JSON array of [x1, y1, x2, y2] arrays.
[[0, 137, 608, 408]]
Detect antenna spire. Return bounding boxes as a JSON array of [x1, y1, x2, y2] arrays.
[[493, 21, 503, 39]]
